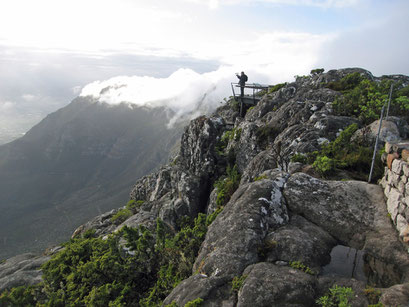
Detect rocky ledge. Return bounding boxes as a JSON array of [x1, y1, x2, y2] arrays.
[[2, 68, 409, 306]]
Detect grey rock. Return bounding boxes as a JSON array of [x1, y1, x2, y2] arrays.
[[0, 253, 50, 292], [194, 179, 289, 278], [264, 215, 337, 269], [234, 121, 263, 173], [162, 274, 235, 307], [284, 173, 375, 247], [179, 115, 223, 177], [379, 283, 409, 307], [237, 262, 317, 307], [239, 149, 279, 184]]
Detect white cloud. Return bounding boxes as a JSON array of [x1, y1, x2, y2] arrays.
[[0, 100, 15, 112], [78, 26, 331, 125], [22, 94, 36, 102]]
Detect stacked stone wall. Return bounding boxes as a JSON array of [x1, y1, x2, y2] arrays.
[[380, 158, 409, 244]]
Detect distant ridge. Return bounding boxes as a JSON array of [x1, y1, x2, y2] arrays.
[[0, 96, 183, 259]]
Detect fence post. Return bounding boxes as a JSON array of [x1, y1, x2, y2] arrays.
[[385, 83, 394, 120], [368, 104, 385, 183]]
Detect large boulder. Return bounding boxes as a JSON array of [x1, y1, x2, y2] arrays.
[[284, 172, 409, 286], [264, 215, 337, 270], [284, 173, 376, 247], [237, 262, 317, 307], [164, 178, 289, 306]]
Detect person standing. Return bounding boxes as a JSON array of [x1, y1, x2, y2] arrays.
[[236, 71, 248, 97]]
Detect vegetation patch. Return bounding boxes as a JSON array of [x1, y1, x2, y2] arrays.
[[184, 298, 204, 307], [111, 207, 133, 224], [254, 174, 268, 181], [214, 165, 241, 208], [110, 200, 145, 224], [326, 72, 409, 124], [290, 153, 308, 164], [255, 125, 280, 148], [310, 68, 325, 75], [289, 261, 315, 275], [316, 285, 354, 307], [364, 286, 382, 305], [0, 209, 223, 306], [268, 82, 287, 94], [231, 275, 248, 293], [311, 123, 383, 181]]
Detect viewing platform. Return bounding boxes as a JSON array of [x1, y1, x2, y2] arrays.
[[231, 82, 269, 116]]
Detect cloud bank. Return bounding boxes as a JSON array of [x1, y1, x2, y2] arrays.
[[80, 67, 246, 125], [79, 27, 330, 126]]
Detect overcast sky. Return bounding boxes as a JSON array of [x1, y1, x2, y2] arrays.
[[0, 0, 408, 143]]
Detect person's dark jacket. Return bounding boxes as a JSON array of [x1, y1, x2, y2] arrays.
[[237, 73, 248, 86]]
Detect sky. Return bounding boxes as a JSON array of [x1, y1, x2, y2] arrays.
[[0, 0, 408, 143]]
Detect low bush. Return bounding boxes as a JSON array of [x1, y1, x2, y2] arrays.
[[327, 73, 409, 124], [111, 207, 133, 224], [231, 275, 247, 292], [268, 82, 287, 94], [214, 165, 241, 208], [310, 68, 325, 75], [289, 261, 315, 275], [312, 123, 383, 181], [1, 209, 223, 306], [316, 285, 354, 307]]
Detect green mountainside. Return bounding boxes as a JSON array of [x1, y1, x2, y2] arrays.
[[0, 97, 183, 259]]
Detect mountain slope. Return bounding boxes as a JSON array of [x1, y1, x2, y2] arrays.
[[0, 97, 183, 259]]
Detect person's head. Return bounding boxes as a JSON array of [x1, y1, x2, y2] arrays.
[[241, 71, 244, 75]]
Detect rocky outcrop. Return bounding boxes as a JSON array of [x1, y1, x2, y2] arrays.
[[165, 170, 409, 306], [3, 68, 409, 306], [238, 263, 317, 307], [0, 253, 50, 292]]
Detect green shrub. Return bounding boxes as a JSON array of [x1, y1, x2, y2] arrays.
[[311, 68, 325, 75], [313, 156, 336, 177], [126, 199, 144, 211], [327, 73, 409, 124], [254, 174, 268, 181], [364, 286, 382, 305], [327, 72, 364, 91], [311, 123, 383, 181], [290, 153, 308, 164], [214, 165, 241, 208], [268, 82, 287, 94], [289, 261, 315, 275], [316, 285, 354, 307], [0, 284, 44, 306], [2, 207, 223, 306], [111, 208, 133, 224], [185, 298, 204, 307], [216, 128, 241, 159], [231, 275, 247, 292]]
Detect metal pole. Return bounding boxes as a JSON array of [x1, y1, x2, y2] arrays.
[[368, 104, 385, 183], [231, 83, 236, 100], [385, 83, 394, 120]]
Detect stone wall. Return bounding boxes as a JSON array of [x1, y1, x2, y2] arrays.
[[380, 145, 409, 245]]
